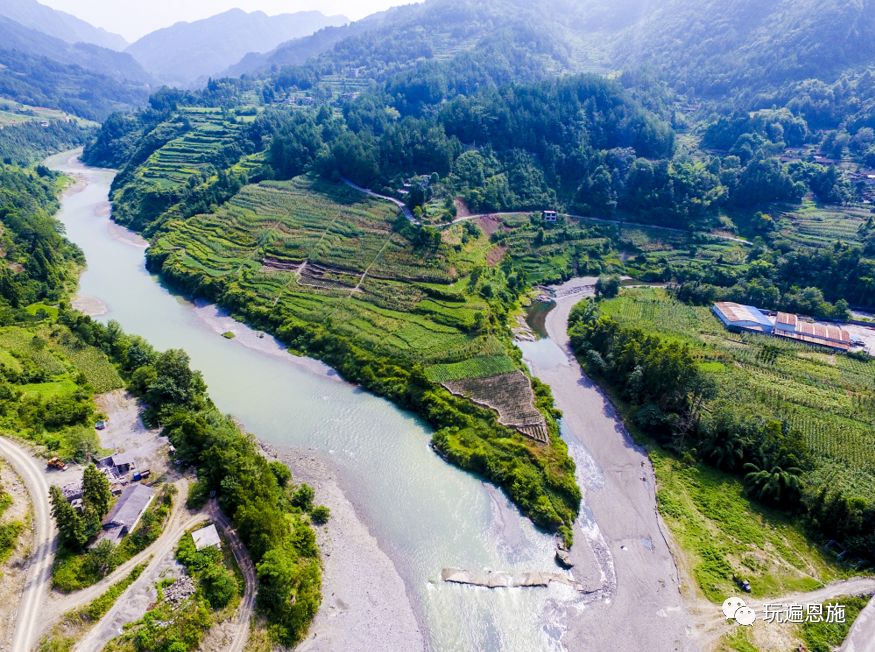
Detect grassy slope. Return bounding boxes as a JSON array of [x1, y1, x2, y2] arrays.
[[655, 452, 849, 603], [0, 321, 124, 460]]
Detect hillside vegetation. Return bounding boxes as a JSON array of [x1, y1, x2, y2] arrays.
[[569, 288, 875, 568]]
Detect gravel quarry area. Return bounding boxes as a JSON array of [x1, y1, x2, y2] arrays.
[[95, 390, 170, 475], [264, 445, 426, 652], [520, 278, 694, 652]]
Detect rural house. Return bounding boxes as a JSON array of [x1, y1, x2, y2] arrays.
[[101, 484, 154, 542]]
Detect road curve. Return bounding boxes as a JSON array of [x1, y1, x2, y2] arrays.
[[522, 279, 693, 651], [842, 592, 875, 652], [74, 510, 208, 652], [49, 478, 190, 619], [209, 501, 257, 652], [0, 436, 57, 652]]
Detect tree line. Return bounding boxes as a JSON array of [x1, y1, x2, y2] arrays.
[[568, 300, 875, 564]]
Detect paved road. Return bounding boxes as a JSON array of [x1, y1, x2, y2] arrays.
[[342, 178, 415, 222], [209, 501, 257, 652], [521, 279, 693, 651], [842, 592, 875, 652], [0, 437, 57, 652], [694, 577, 875, 648], [343, 179, 751, 247]]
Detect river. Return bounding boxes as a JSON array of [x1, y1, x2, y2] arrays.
[[46, 150, 584, 650]]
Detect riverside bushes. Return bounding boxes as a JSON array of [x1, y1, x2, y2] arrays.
[[58, 309, 322, 646]]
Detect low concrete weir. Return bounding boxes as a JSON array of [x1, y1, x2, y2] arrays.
[[441, 568, 585, 592]]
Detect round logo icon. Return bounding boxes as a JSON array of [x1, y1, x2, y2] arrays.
[[723, 596, 746, 619], [734, 606, 757, 626]]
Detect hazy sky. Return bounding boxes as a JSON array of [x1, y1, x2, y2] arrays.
[[40, 0, 418, 42]]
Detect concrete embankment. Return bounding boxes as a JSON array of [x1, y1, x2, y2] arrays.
[[441, 568, 583, 591]]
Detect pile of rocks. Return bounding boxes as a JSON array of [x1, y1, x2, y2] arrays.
[[164, 575, 196, 607]]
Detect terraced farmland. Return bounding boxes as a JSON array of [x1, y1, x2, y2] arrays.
[[112, 107, 250, 229], [150, 175, 549, 428], [777, 201, 869, 249], [493, 213, 748, 284], [601, 288, 875, 501]]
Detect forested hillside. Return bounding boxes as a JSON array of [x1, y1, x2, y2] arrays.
[[607, 0, 875, 99], [227, 0, 596, 80]]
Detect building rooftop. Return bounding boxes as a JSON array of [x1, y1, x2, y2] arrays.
[[713, 302, 773, 329], [104, 484, 153, 530], [110, 452, 136, 468], [192, 524, 221, 551], [776, 312, 798, 327], [797, 321, 851, 343]]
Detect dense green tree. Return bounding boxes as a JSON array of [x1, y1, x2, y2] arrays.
[[82, 463, 112, 520], [50, 485, 86, 550]]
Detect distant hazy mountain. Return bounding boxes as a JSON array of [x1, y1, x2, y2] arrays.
[[126, 9, 347, 86], [0, 0, 127, 50], [224, 10, 392, 78], [0, 15, 150, 120], [0, 16, 150, 82]]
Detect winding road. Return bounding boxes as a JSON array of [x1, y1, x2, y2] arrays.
[[0, 437, 57, 652]]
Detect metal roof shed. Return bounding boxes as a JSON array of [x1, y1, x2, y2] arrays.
[[192, 524, 221, 551]]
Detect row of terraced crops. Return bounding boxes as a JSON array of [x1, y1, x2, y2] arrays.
[[778, 201, 869, 249], [154, 175, 517, 372], [135, 107, 245, 192], [600, 288, 875, 501]]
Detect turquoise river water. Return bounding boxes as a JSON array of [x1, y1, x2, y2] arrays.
[[47, 150, 581, 651]]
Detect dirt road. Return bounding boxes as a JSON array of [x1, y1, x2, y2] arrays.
[[209, 501, 256, 652], [48, 478, 190, 621], [521, 279, 693, 651], [74, 510, 207, 652], [0, 437, 57, 652]]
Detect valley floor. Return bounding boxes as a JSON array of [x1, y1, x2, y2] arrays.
[[521, 278, 693, 651]]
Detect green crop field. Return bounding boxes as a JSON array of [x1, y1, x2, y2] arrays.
[[777, 201, 869, 249], [0, 98, 95, 128], [0, 316, 127, 461], [600, 288, 875, 501], [152, 175, 518, 374], [492, 213, 749, 285]]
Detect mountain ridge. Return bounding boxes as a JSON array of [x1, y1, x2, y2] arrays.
[[126, 9, 347, 87], [0, 0, 127, 50]]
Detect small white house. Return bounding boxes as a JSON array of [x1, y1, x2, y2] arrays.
[[542, 210, 558, 222], [192, 524, 221, 551]]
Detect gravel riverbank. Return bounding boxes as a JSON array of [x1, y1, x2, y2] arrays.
[[262, 445, 425, 652], [521, 277, 694, 652]]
